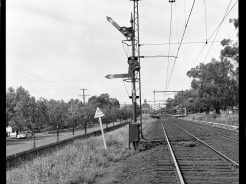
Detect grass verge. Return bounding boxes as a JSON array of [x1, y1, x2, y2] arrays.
[[183, 113, 238, 126], [7, 114, 154, 184]]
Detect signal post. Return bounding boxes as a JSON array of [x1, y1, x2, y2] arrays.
[[106, 0, 141, 149]]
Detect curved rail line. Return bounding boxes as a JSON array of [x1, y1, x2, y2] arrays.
[[175, 124, 239, 167]]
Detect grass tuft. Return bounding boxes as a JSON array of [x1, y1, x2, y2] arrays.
[[7, 116, 154, 184], [7, 125, 133, 184]]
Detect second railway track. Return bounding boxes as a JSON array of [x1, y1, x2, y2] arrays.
[[160, 117, 238, 184], [178, 119, 239, 142]]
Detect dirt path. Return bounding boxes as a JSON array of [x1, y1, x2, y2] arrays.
[[94, 119, 168, 184]]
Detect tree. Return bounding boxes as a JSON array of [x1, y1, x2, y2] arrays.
[[35, 97, 49, 132], [6, 87, 16, 127], [67, 100, 80, 135], [26, 96, 39, 134], [88, 93, 120, 109], [117, 108, 125, 123], [165, 98, 175, 109], [11, 86, 32, 136], [101, 107, 111, 128], [220, 18, 238, 107], [220, 18, 238, 64], [110, 107, 118, 126], [110, 98, 120, 108], [79, 104, 96, 134], [187, 18, 238, 114], [46, 99, 68, 132], [187, 58, 238, 114], [88, 96, 98, 106], [97, 93, 111, 108]]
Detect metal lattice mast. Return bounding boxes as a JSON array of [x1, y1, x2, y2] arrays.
[[132, 0, 143, 138]]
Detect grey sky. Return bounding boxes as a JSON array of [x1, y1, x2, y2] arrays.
[[6, 0, 238, 105]]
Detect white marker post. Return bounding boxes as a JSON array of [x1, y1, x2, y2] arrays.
[[94, 107, 107, 149]]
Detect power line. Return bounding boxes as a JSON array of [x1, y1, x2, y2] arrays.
[[190, 0, 236, 67], [140, 55, 177, 58], [166, 2, 173, 92], [123, 81, 130, 97], [203, 0, 208, 43], [174, 2, 180, 43], [201, 0, 237, 63], [140, 40, 224, 46], [183, 0, 186, 25], [178, 0, 238, 89], [8, 66, 80, 90], [166, 0, 196, 90]]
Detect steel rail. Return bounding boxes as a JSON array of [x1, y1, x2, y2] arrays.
[[161, 122, 185, 184], [186, 119, 238, 133], [179, 120, 238, 142], [192, 124, 238, 143], [175, 124, 239, 168], [200, 122, 238, 133], [215, 133, 238, 143]]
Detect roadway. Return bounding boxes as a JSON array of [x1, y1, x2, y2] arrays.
[[6, 121, 121, 156]]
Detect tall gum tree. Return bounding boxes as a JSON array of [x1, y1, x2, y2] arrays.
[[187, 18, 238, 114]]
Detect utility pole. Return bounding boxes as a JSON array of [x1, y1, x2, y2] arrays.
[[79, 88, 89, 105], [153, 90, 156, 110]]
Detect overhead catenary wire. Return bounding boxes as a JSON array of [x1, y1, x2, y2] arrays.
[[174, 2, 180, 43], [183, 0, 186, 26], [201, 0, 237, 64], [178, 0, 238, 89], [140, 55, 177, 58], [166, 0, 196, 91], [190, 0, 236, 67], [140, 40, 224, 46], [165, 2, 173, 95], [203, 0, 208, 43]]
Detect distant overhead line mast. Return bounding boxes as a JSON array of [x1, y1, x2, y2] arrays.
[[153, 90, 184, 108]]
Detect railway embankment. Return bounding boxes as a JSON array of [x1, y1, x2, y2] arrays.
[[6, 122, 128, 171], [7, 115, 239, 184], [180, 113, 238, 132]]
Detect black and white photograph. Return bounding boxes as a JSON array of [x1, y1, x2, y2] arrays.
[[5, 0, 239, 183]]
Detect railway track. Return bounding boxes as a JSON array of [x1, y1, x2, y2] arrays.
[[160, 118, 238, 184], [173, 119, 239, 164], [180, 119, 238, 142], [114, 117, 239, 183]]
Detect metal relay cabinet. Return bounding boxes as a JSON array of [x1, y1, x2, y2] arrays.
[[129, 123, 140, 142]]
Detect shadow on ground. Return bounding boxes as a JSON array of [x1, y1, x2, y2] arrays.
[[136, 138, 166, 152]]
